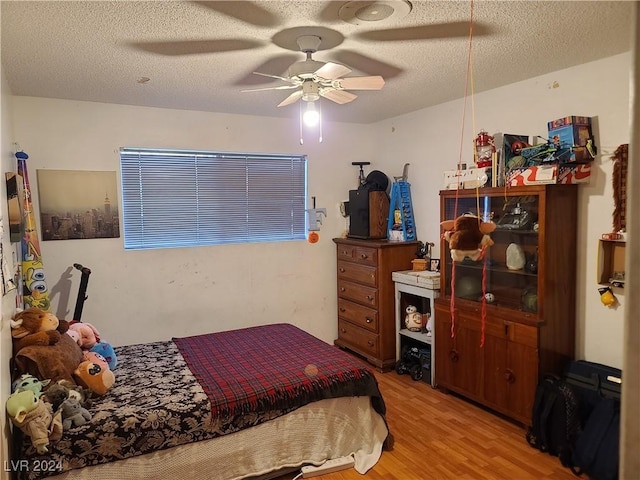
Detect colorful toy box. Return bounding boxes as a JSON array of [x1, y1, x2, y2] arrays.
[[547, 116, 594, 163], [557, 164, 592, 184], [507, 165, 558, 186], [507, 163, 591, 186]]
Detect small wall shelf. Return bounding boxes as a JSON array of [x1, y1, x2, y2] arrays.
[[597, 239, 626, 287]]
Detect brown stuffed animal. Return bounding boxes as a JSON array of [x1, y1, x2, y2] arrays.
[[10, 308, 70, 355], [441, 214, 496, 262]]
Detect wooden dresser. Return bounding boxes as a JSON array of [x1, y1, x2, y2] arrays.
[[333, 237, 417, 371]]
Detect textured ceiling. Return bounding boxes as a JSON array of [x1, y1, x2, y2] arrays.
[[0, 1, 634, 124]]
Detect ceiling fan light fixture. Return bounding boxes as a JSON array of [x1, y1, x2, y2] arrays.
[[301, 80, 320, 102], [338, 1, 412, 26], [302, 102, 320, 127]]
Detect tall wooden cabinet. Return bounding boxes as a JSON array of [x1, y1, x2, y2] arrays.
[[333, 238, 417, 371], [435, 185, 578, 425]]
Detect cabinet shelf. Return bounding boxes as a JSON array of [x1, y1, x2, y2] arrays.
[[399, 328, 433, 345], [453, 261, 538, 277]]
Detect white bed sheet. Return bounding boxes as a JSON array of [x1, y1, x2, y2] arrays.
[[48, 396, 388, 480]]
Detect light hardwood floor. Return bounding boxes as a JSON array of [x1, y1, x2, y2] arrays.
[[278, 368, 577, 480]]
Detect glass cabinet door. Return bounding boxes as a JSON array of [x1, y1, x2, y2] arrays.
[[441, 191, 540, 313]]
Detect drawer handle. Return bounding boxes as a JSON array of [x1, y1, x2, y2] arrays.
[[339, 307, 346, 312], [365, 317, 373, 323], [339, 268, 346, 273], [360, 253, 368, 259], [505, 369, 516, 384], [366, 295, 374, 301], [340, 328, 347, 334], [367, 340, 374, 347], [340, 287, 346, 292], [342, 250, 349, 256], [449, 350, 459, 363]]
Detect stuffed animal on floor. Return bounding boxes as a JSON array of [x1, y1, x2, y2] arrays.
[[67, 322, 101, 350], [60, 397, 91, 430], [6, 390, 62, 454], [441, 213, 496, 262], [90, 341, 117, 370], [12, 374, 50, 397], [10, 308, 70, 355], [74, 360, 115, 396]]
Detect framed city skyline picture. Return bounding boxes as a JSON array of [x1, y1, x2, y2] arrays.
[[36, 169, 120, 240]]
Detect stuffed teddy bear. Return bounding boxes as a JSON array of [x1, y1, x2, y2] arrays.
[[441, 213, 496, 262], [60, 397, 91, 430], [6, 390, 62, 454], [12, 374, 50, 397], [74, 361, 115, 396], [90, 341, 117, 370], [10, 308, 70, 355], [43, 380, 92, 411], [67, 322, 100, 350], [42, 382, 71, 411]]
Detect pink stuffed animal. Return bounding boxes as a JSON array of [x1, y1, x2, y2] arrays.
[[67, 322, 101, 350]]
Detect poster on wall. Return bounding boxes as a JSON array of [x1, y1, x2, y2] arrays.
[[36, 170, 120, 241], [5, 172, 24, 243]]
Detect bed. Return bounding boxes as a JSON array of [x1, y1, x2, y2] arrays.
[[12, 323, 389, 480]]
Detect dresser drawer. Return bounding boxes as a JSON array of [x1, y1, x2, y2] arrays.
[[337, 260, 377, 287], [338, 298, 378, 333], [338, 319, 379, 357], [337, 280, 378, 308], [336, 245, 377, 267]]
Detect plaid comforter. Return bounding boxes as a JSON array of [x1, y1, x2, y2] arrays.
[[173, 323, 385, 419]]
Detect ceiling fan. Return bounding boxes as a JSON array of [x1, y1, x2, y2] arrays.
[[241, 35, 385, 108]]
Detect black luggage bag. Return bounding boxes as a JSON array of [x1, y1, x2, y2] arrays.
[[564, 360, 621, 422], [564, 360, 622, 480]]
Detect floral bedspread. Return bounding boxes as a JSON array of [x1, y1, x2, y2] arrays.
[[14, 340, 290, 480]]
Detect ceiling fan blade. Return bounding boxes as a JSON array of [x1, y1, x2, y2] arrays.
[[234, 54, 300, 86], [332, 50, 403, 79], [314, 62, 351, 80], [241, 85, 299, 93], [336, 76, 385, 91], [355, 22, 491, 42], [252, 71, 294, 83], [320, 88, 357, 105], [131, 39, 263, 56], [193, 1, 280, 28], [278, 90, 304, 107]]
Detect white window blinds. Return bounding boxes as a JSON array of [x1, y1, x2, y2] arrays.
[[120, 148, 307, 250]]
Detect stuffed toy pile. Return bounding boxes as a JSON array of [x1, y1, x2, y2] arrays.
[[7, 307, 117, 453]]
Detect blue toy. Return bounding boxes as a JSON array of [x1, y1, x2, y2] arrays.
[[90, 341, 117, 370]]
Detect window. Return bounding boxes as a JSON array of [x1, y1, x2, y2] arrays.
[[120, 148, 307, 250]]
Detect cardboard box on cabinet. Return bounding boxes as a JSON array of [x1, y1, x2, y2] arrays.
[[507, 163, 591, 186], [507, 165, 558, 186], [557, 164, 591, 184], [547, 116, 594, 163]]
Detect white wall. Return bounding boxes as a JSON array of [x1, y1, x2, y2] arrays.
[[372, 53, 632, 369], [1, 66, 19, 480], [7, 53, 631, 371], [10, 98, 375, 347]]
